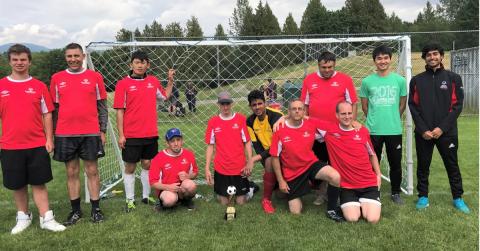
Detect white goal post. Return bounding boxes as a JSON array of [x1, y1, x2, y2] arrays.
[[85, 35, 414, 198]]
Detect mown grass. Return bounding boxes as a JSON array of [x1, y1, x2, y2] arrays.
[[0, 116, 476, 250]]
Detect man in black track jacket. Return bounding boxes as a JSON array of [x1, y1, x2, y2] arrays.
[[408, 43, 470, 214]]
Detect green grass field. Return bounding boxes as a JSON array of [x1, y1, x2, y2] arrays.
[[0, 116, 477, 250]]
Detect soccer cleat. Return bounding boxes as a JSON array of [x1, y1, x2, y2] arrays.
[[326, 210, 345, 222], [261, 198, 275, 214], [246, 187, 255, 201], [416, 196, 429, 210], [391, 194, 405, 205], [125, 200, 136, 213], [91, 208, 104, 223], [181, 198, 195, 210], [154, 200, 164, 212], [142, 197, 156, 205], [40, 210, 66, 232], [11, 211, 32, 235], [313, 194, 327, 206], [64, 210, 82, 226], [453, 198, 470, 214]]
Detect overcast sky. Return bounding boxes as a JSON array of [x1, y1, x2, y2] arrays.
[[0, 0, 440, 49]]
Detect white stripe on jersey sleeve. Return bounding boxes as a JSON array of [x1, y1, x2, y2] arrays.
[[96, 83, 101, 100], [365, 141, 375, 156], [276, 141, 283, 156], [159, 170, 163, 181], [315, 128, 326, 143], [55, 85, 59, 103], [345, 88, 352, 104], [189, 163, 193, 174], [305, 91, 310, 105], [123, 91, 127, 108], [241, 128, 247, 142], [156, 88, 166, 101], [41, 95, 49, 114], [209, 129, 215, 144]]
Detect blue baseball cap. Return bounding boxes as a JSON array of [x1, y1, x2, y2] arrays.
[[165, 128, 183, 141]]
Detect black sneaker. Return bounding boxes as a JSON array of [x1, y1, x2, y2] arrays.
[[391, 194, 404, 205], [91, 209, 104, 223], [154, 200, 164, 212], [181, 198, 195, 210], [326, 210, 345, 222], [64, 210, 82, 226], [141, 197, 156, 205]]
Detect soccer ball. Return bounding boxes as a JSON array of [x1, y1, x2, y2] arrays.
[[226, 186, 237, 195]]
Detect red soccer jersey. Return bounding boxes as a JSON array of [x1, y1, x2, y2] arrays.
[[149, 148, 198, 185], [205, 113, 250, 176], [0, 77, 54, 149], [300, 71, 358, 122], [312, 119, 377, 189], [269, 119, 318, 181], [113, 75, 166, 138], [50, 68, 107, 135]]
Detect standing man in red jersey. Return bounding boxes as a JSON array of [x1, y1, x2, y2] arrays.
[[0, 44, 66, 234], [300, 51, 358, 221], [50, 43, 108, 225], [149, 128, 198, 211], [205, 91, 254, 205], [113, 50, 174, 212]]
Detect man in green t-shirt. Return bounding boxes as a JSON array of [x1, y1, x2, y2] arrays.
[[359, 45, 407, 204]]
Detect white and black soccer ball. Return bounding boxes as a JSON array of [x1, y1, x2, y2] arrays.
[[226, 186, 237, 195]]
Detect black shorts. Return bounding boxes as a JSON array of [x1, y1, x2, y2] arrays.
[[214, 171, 249, 197], [340, 186, 381, 208], [286, 161, 327, 201], [1, 147, 52, 190], [53, 136, 105, 162], [122, 137, 158, 163]]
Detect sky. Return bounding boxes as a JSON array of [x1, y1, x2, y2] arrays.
[[0, 0, 440, 49]]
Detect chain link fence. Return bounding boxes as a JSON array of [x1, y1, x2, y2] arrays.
[[451, 47, 479, 115]]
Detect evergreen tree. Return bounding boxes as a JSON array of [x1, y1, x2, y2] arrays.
[[186, 16, 204, 37], [214, 24, 227, 39], [282, 13, 300, 35], [300, 0, 329, 34], [115, 28, 132, 42], [164, 22, 184, 37], [134, 28, 142, 40], [229, 0, 254, 36], [261, 2, 281, 35], [150, 20, 165, 37]]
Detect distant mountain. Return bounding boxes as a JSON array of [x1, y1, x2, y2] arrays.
[[0, 43, 50, 53]]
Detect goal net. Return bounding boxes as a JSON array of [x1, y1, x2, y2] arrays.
[[85, 36, 414, 197]]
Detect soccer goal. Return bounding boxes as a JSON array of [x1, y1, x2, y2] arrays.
[[85, 35, 414, 197]]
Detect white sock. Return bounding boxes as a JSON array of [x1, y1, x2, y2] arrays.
[[123, 173, 135, 201], [141, 169, 151, 199]]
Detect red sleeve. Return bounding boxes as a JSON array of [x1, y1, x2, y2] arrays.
[[205, 118, 214, 145], [362, 128, 375, 156], [300, 78, 308, 103], [155, 78, 167, 101], [149, 155, 161, 185], [41, 83, 55, 113], [113, 80, 126, 109], [240, 115, 250, 143], [189, 151, 199, 175], [269, 131, 281, 157], [345, 75, 358, 103], [49, 75, 58, 103], [96, 72, 107, 100]]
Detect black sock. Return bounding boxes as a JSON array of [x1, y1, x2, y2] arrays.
[[70, 198, 81, 212], [327, 185, 339, 211], [90, 199, 100, 211]]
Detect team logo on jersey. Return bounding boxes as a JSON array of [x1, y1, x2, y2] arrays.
[[331, 82, 339, 87], [129, 85, 138, 91], [232, 123, 239, 129], [164, 163, 172, 169], [282, 136, 292, 142], [146, 83, 154, 89], [1, 90, 10, 97], [59, 82, 67, 88], [25, 87, 36, 94], [214, 127, 222, 133], [81, 79, 91, 85], [353, 134, 361, 141], [440, 81, 448, 90], [181, 158, 188, 165], [311, 83, 318, 89], [303, 131, 310, 138]]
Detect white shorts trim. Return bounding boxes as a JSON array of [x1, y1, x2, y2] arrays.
[[340, 201, 361, 209], [359, 198, 382, 206]]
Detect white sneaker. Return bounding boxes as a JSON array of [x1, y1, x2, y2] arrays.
[[40, 210, 66, 232], [11, 211, 32, 234], [246, 187, 254, 201]]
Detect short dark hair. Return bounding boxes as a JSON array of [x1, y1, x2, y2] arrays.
[[421, 43, 444, 59], [318, 51, 336, 63], [372, 45, 392, 60], [131, 50, 149, 63], [65, 43, 83, 52], [335, 101, 352, 113], [247, 89, 265, 104], [288, 99, 303, 109], [7, 43, 32, 61]]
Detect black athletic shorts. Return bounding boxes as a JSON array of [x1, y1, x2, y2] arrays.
[[53, 136, 105, 162], [340, 186, 381, 208], [122, 137, 158, 163], [286, 161, 327, 201], [214, 171, 249, 197], [1, 147, 52, 190]]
